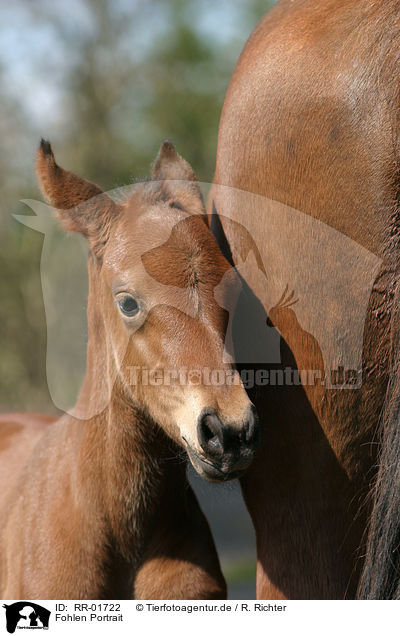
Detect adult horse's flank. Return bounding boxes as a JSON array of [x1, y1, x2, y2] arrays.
[[0, 140, 259, 599], [211, 0, 400, 599]]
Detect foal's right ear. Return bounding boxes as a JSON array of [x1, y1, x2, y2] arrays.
[[151, 141, 205, 215], [36, 139, 121, 258]]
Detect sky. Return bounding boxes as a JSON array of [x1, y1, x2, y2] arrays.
[[0, 0, 265, 129]]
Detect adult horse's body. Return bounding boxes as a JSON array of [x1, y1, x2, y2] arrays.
[[0, 141, 259, 599], [211, 0, 400, 598]]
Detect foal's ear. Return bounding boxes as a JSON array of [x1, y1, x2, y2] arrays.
[[36, 139, 121, 258], [151, 140, 205, 215]]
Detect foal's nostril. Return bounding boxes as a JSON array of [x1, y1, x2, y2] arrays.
[[197, 405, 260, 461], [198, 411, 225, 457], [244, 404, 259, 446]]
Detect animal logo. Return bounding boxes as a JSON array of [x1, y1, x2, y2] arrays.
[[2, 602, 50, 633], [211, 190, 383, 386], [14, 183, 383, 406]]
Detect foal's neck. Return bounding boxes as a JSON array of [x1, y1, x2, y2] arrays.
[[74, 375, 184, 566], [69, 260, 185, 563]]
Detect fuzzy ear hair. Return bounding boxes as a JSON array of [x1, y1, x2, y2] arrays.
[[36, 139, 121, 258], [151, 140, 205, 216]]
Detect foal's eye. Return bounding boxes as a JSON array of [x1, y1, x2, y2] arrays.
[[118, 295, 139, 317]]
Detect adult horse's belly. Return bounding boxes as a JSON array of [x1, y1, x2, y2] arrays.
[[210, 0, 397, 599]]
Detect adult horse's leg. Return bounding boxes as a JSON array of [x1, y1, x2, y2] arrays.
[[239, 393, 367, 599], [359, 288, 400, 599]]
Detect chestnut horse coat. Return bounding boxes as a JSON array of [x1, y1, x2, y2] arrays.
[[210, 0, 400, 599]]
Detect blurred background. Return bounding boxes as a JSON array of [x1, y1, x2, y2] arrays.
[[0, 0, 275, 597]]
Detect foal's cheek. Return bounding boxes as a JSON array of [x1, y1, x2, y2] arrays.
[[141, 384, 186, 445]]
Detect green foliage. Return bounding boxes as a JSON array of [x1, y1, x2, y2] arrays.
[[224, 558, 257, 584], [0, 0, 274, 411]]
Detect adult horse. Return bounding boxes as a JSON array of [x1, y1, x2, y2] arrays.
[[210, 0, 400, 599], [0, 140, 259, 599]]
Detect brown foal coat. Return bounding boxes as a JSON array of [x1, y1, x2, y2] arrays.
[[0, 141, 257, 599]]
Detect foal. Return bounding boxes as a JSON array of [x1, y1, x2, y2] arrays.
[[0, 140, 258, 599]]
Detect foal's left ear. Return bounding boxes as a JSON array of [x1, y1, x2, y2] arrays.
[[151, 141, 205, 215], [36, 139, 121, 258]]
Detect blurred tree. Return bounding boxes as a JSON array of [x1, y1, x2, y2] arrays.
[[52, 0, 247, 185], [58, 0, 146, 186], [0, 0, 275, 411], [0, 58, 49, 410], [141, 0, 233, 181]]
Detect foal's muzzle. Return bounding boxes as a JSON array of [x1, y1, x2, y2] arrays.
[[189, 404, 259, 481]]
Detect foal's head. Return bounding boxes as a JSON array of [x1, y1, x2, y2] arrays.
[[36, 140, 259, 481]]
